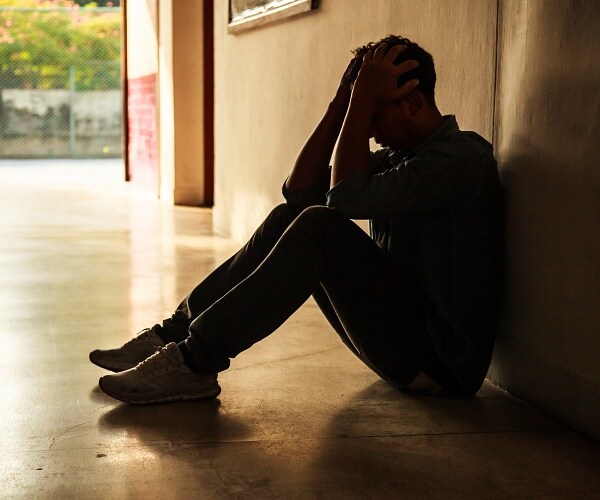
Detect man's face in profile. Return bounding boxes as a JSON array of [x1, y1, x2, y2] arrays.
[[372, 97, 413, 150]]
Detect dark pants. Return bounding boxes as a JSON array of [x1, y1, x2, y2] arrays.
[[161, 204, 456, 390]]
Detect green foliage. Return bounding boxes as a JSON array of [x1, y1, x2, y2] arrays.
[[0, 0, 121, 90]]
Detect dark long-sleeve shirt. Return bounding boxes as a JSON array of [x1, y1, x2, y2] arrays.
[[283, 116, 503, 394]]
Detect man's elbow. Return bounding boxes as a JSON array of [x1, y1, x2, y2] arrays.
[[325, 195, 347, 213], [325, 196, 363, 219]]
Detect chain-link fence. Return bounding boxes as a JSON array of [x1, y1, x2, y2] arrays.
[[0, 2, 122, 158]]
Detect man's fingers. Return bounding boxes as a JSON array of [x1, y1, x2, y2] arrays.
[[372, 43, 388, 59], [362, 49, 374, 62], [394, 59, 419, 75], [395, 78, 420, 98], [384, 44, 407, 62]]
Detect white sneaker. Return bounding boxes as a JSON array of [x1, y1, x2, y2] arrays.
[[89, 327, 166, 372], [98, 342, 221, 404]]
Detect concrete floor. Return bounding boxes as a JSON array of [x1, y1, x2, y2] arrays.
[[1, 160, 599, 499]]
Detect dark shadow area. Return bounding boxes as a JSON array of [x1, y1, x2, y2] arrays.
[[303, 380, 599, 497], [98, 397, 252, 446], [322, 379, 565, 439]]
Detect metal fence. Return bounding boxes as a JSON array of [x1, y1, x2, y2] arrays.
[[0, 4, 122, 158]]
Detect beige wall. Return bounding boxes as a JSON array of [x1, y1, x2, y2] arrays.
[[488, 0, 600, 440], [213, 0, 497, 241], [127, 0, 158, 78], [158, 0, 207, 205]]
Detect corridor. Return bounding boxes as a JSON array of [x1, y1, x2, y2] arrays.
[[1, 161, 598, 498]]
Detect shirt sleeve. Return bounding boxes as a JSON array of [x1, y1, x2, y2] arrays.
[[326, 141, 488, 219], [281, 173, 331, 208]]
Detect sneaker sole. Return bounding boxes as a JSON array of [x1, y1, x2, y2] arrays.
[[88, 351, 144, 373], [98, 378, 221, 405], [89, 352, 138, 373]]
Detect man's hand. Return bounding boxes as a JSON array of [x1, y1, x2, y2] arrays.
[[340, 53, 363, 87], [330, 55, 361, 112], [351, 44, 420, 106]]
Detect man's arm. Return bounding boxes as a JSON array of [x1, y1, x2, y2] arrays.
[[284, 85, 350, 191], [332, 44, 419, 187], [327, 145, 489, 219], [285, 56, 363, 192], [330, 89, 373, 188]]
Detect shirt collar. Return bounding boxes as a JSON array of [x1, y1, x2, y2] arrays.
[[413, 115, 459, 153], [386, 115, 459, 165]]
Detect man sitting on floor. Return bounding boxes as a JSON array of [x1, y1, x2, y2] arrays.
[[90, 35, 503, 404]]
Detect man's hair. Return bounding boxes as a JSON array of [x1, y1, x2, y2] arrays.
[[344, 35, 437, 103]]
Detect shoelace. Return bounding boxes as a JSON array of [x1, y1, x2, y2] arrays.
[[137, 345, 178, 377], [124, 326, 161, 347]]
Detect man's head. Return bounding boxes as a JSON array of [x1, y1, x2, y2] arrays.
[[344, 35, 437, 104], [343, 35, 442, 150]]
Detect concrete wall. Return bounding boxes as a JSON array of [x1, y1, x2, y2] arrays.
[[0, 89, 121, 158], [212, 0, 498, 241], [488, 0, 600, 440]]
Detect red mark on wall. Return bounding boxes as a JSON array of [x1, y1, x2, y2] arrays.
[[127, 73, 158, 193]]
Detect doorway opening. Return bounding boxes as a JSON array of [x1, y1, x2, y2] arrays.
[[0, 1, 123, 165]]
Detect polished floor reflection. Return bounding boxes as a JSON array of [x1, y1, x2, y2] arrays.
[[1, 160, 599, 498]]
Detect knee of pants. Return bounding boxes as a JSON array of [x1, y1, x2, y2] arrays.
[[289, 205, 348, 242], [264, 203, 303, 228], [295, 205, 341, 227], [272, 202, 303, 219], [268, 204, 338, 234], [250, 203, 303, 245]]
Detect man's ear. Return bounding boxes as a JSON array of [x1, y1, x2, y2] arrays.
[[405, 92, 425, 116]]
